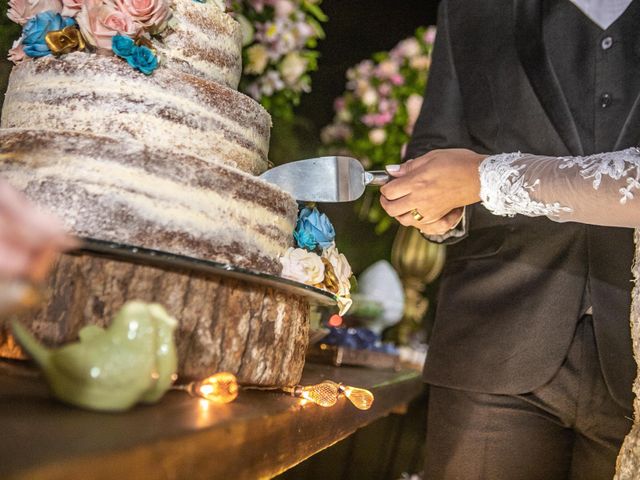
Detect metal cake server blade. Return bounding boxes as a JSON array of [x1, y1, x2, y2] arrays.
[[259, 156, 390, 202]]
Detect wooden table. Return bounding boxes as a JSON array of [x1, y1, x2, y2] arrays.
[[0, 360, 424, 480]]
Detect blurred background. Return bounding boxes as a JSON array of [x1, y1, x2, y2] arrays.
[[0, 0, 442, 477]]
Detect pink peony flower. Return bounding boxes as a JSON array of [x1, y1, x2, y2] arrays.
[[115, 0, 170, 31], [7, 38, 26, 63], [424, 26, 437, 45], [61, 0, 84, 17], [7, 0, 62, 25], [77, 0, 139, 50], [390, 73, 405, 86]]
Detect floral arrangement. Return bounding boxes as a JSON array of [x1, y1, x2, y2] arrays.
[[7, 0, 170, 74], [320, 26, 437, 233], [224, 0, 327, 121], [280, 205, 353, 315]]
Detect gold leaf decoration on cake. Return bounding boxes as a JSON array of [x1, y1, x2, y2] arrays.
[[135, 36, 156, 55], [316, 258, 340, 294], [45, 26, 86, 56]]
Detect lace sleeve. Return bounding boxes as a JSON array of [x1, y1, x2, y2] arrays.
[[478, 148, 640, 228]]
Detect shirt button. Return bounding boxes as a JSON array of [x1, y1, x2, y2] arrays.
[[600, 93, 612, 108], [601, 36, 613, 50]]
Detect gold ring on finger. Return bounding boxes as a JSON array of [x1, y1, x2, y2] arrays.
[[411, 208, 424, 222]]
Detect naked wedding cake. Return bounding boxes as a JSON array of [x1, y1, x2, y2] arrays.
[[0, 0, 298, 275]]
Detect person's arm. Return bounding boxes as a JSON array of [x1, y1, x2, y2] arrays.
[[403, 0, 472, 242], [381, 147, 640, 229], [479, 148, 640, 227]]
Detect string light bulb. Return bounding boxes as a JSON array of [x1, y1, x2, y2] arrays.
[[282, 381, 340, 407], [178, 372, 239, 404], [337, 383, 374, 410]]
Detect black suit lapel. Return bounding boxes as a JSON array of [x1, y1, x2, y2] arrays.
[[514, 0, 584, 155]]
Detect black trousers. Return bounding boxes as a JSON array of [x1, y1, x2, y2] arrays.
[[424, 317, 633, 480]]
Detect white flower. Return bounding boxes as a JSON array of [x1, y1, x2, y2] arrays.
[[245, 44, 269, 75], [237, 14, 254, 46], [369, 128, 387, 145], [361, 88, 378, 107], [273, 0, 294, 18], [280, 247, 325, 285], [405, 93, 423, 134], [410, 55, 430, 70], [322, 243, 352, 297], [377, 59, 399, 78], [395, 38, 421, 58], [280, 51, 307, 85], [336, 296, 353, 316]]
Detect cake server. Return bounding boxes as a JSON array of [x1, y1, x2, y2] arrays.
[[259, 156, 390, 202]]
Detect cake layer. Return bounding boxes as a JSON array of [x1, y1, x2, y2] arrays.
[[1, 53, 270, 175], [155, 0, 243, 88], [0, 129, 297, 275]]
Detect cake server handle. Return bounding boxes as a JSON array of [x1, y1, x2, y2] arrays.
[[363, 171, 391, 186]]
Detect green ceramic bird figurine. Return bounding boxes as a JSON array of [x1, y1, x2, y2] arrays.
[[12, 301, 178, 412]]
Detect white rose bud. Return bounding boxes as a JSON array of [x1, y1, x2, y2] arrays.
[[245, 44, 269, 75], [280, 248, 325, 285], [361, 88, 379, 107], [369, 128, 387, 145], [280, 51, 308, 85]]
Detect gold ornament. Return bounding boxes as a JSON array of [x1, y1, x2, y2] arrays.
[[45, 26, 86, 55], [319, 257, 340, 294]]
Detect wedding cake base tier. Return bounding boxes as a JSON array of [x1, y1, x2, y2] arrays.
[[0, 252, 310, 386]]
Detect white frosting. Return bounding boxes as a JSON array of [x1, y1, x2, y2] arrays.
[[1, 53, 270, 175], [155, 0, 243, 88]]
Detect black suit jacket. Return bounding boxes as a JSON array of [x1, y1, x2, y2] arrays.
[[407, 0, 637, 407]]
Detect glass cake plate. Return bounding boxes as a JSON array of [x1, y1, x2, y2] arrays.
[[78, 238, 338, 307]]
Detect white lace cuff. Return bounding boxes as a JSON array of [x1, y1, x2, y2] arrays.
[[479, 152, 573, 218]]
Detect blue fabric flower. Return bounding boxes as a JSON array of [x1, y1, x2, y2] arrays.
[[111, 35, 159, 76], [129, 45, 158, 75], [112, 34, 136, 58], [294, 207, 336, 251], [22, 11, 75, 58]]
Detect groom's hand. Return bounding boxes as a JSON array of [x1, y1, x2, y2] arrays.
[[379, 149, 486, 229]]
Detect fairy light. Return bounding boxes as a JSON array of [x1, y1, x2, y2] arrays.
[[282, 381, 340, 407], [328, 314, 343, 327], [337, 383, 374, 410], [175, 372, 239, 404]]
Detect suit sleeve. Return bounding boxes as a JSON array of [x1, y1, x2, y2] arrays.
[[406, 0, 473, 244]]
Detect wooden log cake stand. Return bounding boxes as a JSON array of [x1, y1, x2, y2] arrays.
[[0, 247, 313, 387]]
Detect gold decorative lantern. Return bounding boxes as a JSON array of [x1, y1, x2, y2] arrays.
[[390, 226, 446, 344]]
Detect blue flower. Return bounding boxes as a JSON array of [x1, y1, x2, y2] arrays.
[[112, 34, 136, 58], [22, 11, 75, 58], [130, 45, 158, 75], [293, 207, 336, 251], [111, 35, 159, 76]]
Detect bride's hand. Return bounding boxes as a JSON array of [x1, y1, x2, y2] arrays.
[[0, 180, 78, 281], [379, 149, 487, 229]]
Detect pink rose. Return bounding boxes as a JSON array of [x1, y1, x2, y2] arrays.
[[115, 0, 170, 31], [8, 39, 26, 63], [7, 0, 62, 25], [77, 0, 139, 50], [61, 0, 84, 17]]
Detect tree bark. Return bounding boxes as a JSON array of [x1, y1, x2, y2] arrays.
[[0, 252, 310, 386]]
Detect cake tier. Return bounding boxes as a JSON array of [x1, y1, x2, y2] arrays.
[[1, 52, 270, 175], [155, 0, 243, 88], [0, 129, 297, 275]]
